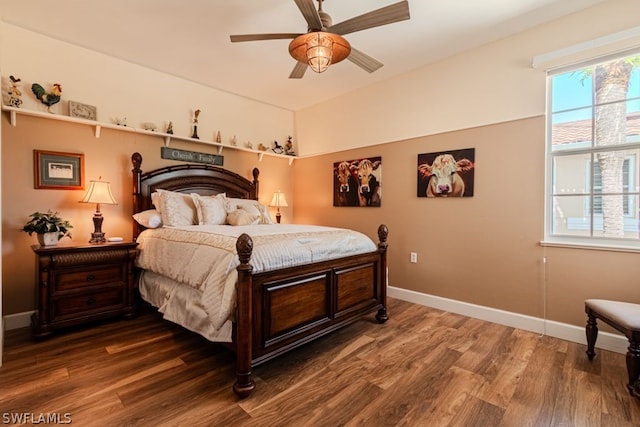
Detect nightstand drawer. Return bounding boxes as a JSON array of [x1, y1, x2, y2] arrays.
[[53, 287, 125, 318], [54, 265, 125, 292]]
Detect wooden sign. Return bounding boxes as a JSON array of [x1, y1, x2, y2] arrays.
[[161, 147, 223, 166]]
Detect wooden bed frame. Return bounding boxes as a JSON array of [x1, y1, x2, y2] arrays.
[[131, 152, 388, 398]]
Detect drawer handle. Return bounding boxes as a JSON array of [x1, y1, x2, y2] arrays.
[[86, 297, 96, 306], [86, 274, 96, 282]]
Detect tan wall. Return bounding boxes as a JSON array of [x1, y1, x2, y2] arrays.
[[292, 116, 640, 327], [295, 0, 640, 156], [4, 0, 640, 330], [1, 115, 293, 314], [0, 24, 294, 150]]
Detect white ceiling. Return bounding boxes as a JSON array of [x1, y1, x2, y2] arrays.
[[0, 0, 605, 111]]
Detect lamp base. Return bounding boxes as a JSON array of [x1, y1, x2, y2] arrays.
[[275, 212, 282, 224], [90, 212, 106, 243], [89, 232, 106, 244]]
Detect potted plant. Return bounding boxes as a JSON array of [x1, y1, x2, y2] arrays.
[[21, 210, 73, 246]]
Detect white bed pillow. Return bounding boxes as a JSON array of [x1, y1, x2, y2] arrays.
[[133, 209, 163, 228], [226, 198, 273, 224], [191, 193, 227, 225], [154, 189, 198, 226], [151, 191, 161, 212]]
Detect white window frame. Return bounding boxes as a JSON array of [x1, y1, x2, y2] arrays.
[[544, 49, 640, 251]]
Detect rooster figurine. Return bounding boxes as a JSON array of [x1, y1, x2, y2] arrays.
[[31, 83, 62, 113]]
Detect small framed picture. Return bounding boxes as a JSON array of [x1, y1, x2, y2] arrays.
[[69, 100, 97, 120], [34, 150, 84, 190]]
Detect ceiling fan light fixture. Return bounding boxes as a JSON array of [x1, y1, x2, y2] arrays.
[[289, 31, 351, 73], [307, 33, 332, 73]]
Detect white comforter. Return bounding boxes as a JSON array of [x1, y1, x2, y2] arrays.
[[135, 224, 377, 342]]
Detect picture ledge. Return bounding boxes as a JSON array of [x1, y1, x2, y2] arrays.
[[1, 105, 299, 165]]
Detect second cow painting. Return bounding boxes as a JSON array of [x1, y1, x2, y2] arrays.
[[417, 148, 475, 197], [333, 156, 382, 207]]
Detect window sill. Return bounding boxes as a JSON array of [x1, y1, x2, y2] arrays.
[[540, 240, 640, 253]]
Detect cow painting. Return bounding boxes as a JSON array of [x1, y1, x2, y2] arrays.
[[417, 149, 475, 197], [333, 157, 382, 207], [333, 161, 359, 206]]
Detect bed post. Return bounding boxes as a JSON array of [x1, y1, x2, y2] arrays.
[[234, 233, 255, 398], [131, 152, 143, 240], [376, 224, 389, 323], [252, 167, 259, 200]]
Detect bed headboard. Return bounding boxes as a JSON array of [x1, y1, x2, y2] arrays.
[[131, 152, 259, 239]]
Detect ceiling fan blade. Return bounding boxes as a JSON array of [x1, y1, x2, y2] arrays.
[[294, 0, 322, 30], [328, 1, 410, 36], [289, 61, 308, 79], [230, 33, 301, 42], [348, 47, 384, 73]]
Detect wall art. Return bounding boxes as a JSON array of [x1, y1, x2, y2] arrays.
[[34, 150, 84, 190], [417, 148, 475, 197], [333, 156, 381, 207]]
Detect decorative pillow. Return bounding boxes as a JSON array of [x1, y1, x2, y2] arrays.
[[133, 209, 163, 229], [191, 193, 227, 225], [227, 198, 273, 224], [226, 209, 260, 226], [256, 202, 274, 224], [155, 189, 198, 226]]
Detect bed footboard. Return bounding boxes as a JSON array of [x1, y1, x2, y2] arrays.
[[233, 224, 389, 398]]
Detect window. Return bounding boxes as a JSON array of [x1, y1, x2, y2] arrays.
[[546, 52, 640, 246]]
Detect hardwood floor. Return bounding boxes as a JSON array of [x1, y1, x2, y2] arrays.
[[2, 297, 640, 426]]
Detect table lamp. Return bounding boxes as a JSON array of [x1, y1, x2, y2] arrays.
[[79, 177, 117, 243], [269, 191, 288, 224]]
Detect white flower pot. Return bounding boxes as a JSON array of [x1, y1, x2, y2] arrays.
[[38, 232, 59, 246]]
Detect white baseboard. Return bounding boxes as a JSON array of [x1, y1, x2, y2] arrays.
[[3, 311, 33, 331], [388, 286, 629, 355]]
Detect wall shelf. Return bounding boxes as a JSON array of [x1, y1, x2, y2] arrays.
[[2, 105, 297, 165]]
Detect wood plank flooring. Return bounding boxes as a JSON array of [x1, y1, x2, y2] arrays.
[[2, 297, 640, 426]]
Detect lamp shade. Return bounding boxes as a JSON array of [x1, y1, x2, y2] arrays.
[[80, 180, 117, 205], [289, 32, 351, 73], [269, 191, 288, 208]]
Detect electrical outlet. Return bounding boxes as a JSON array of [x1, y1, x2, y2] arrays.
[[410, 252, 418, 263]]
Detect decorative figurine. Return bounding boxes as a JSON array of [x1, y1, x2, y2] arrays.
[[115, 117, 127, 126], [258, 143, 268, 151], [31, 82, 62, 113], [271, 140, 284, 154], [245, 141, 253, 149], [215, 131, 222, 143], [166, 121, 174, 134], [142, 122, 157, 131], [192, 109, 201, 139], [7, 75, 23, 108], [285, 136, 296, 156], [231, 135, 237, 146]]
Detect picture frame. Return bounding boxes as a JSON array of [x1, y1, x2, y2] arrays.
[[69, 100, 97, 120], [34, 150, 84, 190], [333, 156, 382, 207], [417, 148, 475, 198]]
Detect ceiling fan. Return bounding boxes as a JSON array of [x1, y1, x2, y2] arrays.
[[230, 0, 410, 79]]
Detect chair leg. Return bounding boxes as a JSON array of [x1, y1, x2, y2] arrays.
[[586, 313, 598, 360], [626, 340, 640, 395]]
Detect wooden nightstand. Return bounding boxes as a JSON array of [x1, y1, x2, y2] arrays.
[[31, 241, 139, 339]]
